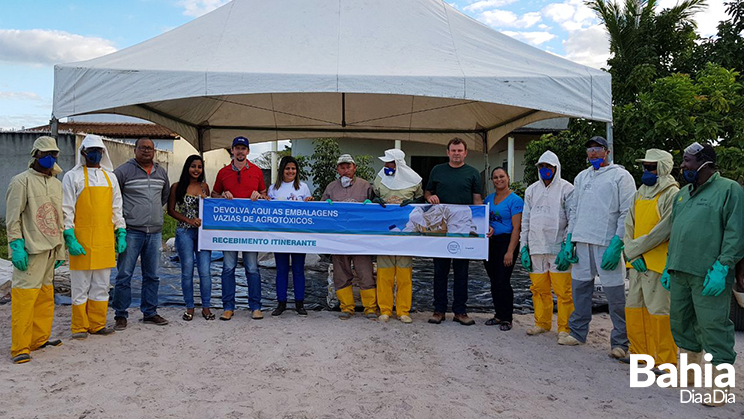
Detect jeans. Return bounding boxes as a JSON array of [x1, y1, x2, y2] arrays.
[[433, 257, 469, 314], [274, 253, 306, 302], [175, 228, 212, 309], [483, 234, 517, 322], [222, 251, 261, 311], [112, 229, 161, 319]]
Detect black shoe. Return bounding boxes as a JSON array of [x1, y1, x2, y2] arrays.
[[38, 339, 63, 349], [272, 302, 287, 317], [295, 301, 308, 316], [143, 314, 169, 326], [91, 326, 116, 335], [114, 316, 127, 331]]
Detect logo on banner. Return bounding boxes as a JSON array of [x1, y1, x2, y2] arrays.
[[629, 353, 735, 405], [447, 241, 461, 254]]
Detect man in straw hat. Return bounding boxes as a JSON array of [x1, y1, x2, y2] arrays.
[[5, 136, 66, 364]]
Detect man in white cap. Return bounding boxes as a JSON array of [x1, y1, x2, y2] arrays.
[[322, 154, 376, 320], [372, 149, 423, 323], [5, 136, 66, 364], [62, 134, 126, 339]]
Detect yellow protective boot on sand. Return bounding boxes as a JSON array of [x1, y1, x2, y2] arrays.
[[11, 287, 40, 358], [650, 314, 677, 367], [71, 302, 90, 334], [336, 286, 355, 319], [394, 265, 412, 317], [360, 288, 378, 319], [529, 273, 553, 331], [376, 266, 395, 316], [551, 272, 573, 333], [702, 367, 731, 407], [625, 306, 648, 359]]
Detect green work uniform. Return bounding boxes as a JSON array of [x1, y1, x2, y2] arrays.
[[667, 172, 744, 365], [425, 163, 482, 205]]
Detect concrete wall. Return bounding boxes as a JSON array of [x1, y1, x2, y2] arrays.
[[0, 132, 76, 218]]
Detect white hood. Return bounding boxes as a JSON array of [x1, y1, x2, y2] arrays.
[[377, 149, 422, 190], [74, 134, 114, 172], [536, 150, 562, 183]]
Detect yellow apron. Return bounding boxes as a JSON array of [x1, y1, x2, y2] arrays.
[[70, 167, 115, 270], [626, 193, 668, 274]]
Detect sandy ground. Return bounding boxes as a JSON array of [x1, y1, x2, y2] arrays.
[[0, 306, 741, 418]]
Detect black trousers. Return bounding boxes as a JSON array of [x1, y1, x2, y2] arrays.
[[483, 234, 518, 322]]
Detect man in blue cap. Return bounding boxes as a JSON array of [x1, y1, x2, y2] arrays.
[[212, 136, 268, 320]]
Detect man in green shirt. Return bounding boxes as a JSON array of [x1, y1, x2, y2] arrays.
[[425, 138, 483, 326], [663, 142, 744, 407]]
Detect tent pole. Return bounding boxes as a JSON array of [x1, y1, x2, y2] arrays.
[[481, 131, 489, 196], [341, 93, 346, 127], [50, 117, 59, 139], [507, 136, 515, 181], [271, 141, 278, 183], [197, 127, 205, 156], [606, 122, 614, 163]]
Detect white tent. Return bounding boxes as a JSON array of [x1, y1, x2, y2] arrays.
[[52, 0, 611, 153]]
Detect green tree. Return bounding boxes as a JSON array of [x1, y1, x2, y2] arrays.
[[308, 138, 376, 199]]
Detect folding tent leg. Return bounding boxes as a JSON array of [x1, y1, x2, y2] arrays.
[[606, 122, 614, 163]]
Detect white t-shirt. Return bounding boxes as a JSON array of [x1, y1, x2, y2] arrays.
[[268, 181, 312, 201]]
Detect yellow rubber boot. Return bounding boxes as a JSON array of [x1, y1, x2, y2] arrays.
[[376, 266, 395, 316], [529, 272, 552, 331], [395, 266, 412, 317], [336, 286, 355, 315], [87, 300, 109, 333], [651, 314, 678, 367], [10, 287, 40, 358], [30, 284, 55, 351], [552, 272, 574, 334], [625, 306, 648, 358], [71, 302, 90, 334], [360, 288, 378, 317]]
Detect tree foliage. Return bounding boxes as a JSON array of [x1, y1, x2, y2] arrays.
[[308, 138, 376, 200]]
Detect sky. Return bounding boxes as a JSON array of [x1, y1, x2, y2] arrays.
[[0, 0, 730, 133]]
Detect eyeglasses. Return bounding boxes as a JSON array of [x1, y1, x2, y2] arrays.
[[586, 146, 605, 153], [137, 146, 154, 151], [685, 142, 703, 155]]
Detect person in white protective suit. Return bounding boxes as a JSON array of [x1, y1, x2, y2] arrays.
[[558, 136, 636, 361], [62, 134, 126, 339], [520, 151, 575, 341], [402, 205, 477, 236]]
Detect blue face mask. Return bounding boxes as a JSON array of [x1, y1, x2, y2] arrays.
[[38, 155, 57, 169], [641, 171, 658, 186], [682, 161, 710, 184], [85, 149, 103, 165], [384, 167, 395, 176], [538, 167, 554, 181], [589, 158, 604, 170]]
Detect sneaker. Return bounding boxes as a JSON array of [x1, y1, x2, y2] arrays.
[[271, 302, 286, 317], [379, 314, 390, 322], [143, 314, 169, 326], [610, 347, 628, 359], [72, 332, 88, 340], [252, 310, 264, 320], [526, 326, 549, 336], [114, 316, 127, 331], [365, 312, 378, 320], [91, 327, 116, 336], [399, 315, 413, 324], [428, 312, 446, 324], [12, 353, 31, 364], [558, 334, 583, 346], [37, 339, 63, 349], [453, 313, 475, 326], [339, 311, 353, 320]]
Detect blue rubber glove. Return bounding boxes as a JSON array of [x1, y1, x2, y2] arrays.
[[63, 228, 86, 256], [660, 266, 670, 290], [54, 260, 65, 269], [520, 245, 532, 272], [9, 239, 28, 271], [115, 228, 127, 254], [362, 199, 372, 205], [702, 261, 728, 297], [600, 235, 624, 271], [631, 257, 647, 273], [325, 199, 333, 205]]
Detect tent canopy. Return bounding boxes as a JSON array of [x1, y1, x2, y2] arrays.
[[52, 0, 611, 152]]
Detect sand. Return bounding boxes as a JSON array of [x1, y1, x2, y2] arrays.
[[0, 305, 741, 418]]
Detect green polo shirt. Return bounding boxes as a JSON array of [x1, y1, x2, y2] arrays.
[[668, 172, 744, 278], [426, 163, 482, 205]]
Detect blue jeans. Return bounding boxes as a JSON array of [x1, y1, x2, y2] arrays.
[[274, 253, 306, 302], [175, 228, 212, 309], [112, 229, 161, 319], [221, 251, 261, 311]]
